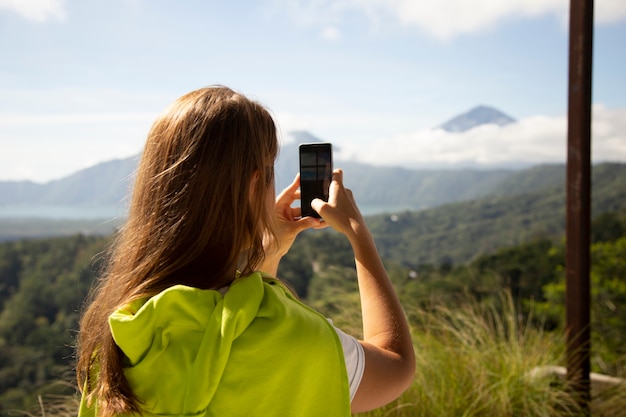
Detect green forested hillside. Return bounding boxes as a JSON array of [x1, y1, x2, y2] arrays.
[[1, 214, 625, 413], [0, 235, 109, 411], [486, 162, 626, 198], [364, 162, 626, 267], [289, 212, 626, 378], [0, 157, 136, 206]]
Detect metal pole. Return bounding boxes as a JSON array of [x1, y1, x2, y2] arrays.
[[566, 0, 593, 413]]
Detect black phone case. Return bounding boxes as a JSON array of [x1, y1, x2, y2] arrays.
[[299, 143, 333, 218]]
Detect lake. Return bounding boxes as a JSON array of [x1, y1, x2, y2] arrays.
[[0, 203, 413, 220]]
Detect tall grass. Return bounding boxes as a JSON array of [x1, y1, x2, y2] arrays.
[[357, 294, 584, 417], [5, 381, 79, 417]]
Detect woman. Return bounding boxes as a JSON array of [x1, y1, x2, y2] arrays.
[[76, 86, 415, 416]]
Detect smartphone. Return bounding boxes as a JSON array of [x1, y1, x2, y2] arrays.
[[299, 143, 333, 218]]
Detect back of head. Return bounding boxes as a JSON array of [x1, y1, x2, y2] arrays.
[[123, 86, 278, 293], [77, 86, 278, 416]]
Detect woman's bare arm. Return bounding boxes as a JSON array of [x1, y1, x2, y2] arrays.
[[312, 169, 415, 413]]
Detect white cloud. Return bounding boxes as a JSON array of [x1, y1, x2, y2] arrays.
[[0, 111, 154, 182], [0, 88, 175, 182], [275, 0, 626, 40], [596, 0, 626, 24], [384, 0, 568, 40], [0, 0, 66, 21], [334, 106, 626, 167], [0, 112, 157, 126], [321, 25, 341, 41]]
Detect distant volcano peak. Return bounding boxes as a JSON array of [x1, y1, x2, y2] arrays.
[[439, 105, 516, 133]]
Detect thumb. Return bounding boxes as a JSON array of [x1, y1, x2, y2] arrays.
[[310, 198, 325, 215], [292, 215, 323, 233]]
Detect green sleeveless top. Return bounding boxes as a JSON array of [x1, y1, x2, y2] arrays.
[[78, 272, 351, 416]]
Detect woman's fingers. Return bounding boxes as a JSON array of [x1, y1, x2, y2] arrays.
[[276, 174, 301, 203]]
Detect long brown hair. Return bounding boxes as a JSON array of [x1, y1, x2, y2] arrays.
[[76, 86, 279, 416]]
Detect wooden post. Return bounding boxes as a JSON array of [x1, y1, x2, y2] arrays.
[[565, 0, 593, 413]]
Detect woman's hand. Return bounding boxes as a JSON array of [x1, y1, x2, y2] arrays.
[[310, 169, 366, 243], [260, 174, 326, 276]]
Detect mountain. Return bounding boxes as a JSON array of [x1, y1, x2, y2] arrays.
[[0, 103, 519, 209], [439, 105, 516, 132], [1, 125, 624, 238], [0, 157, 137, 206], [1, 136, 624, 219], [3, 134, 515, 213]]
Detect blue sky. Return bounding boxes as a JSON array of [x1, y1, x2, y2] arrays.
[[1, 0, 625, 182]]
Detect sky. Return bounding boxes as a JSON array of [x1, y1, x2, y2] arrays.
[[0, 0, 625, 183]]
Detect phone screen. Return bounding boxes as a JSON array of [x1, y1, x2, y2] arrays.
[[299, 143, 333, 218]]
